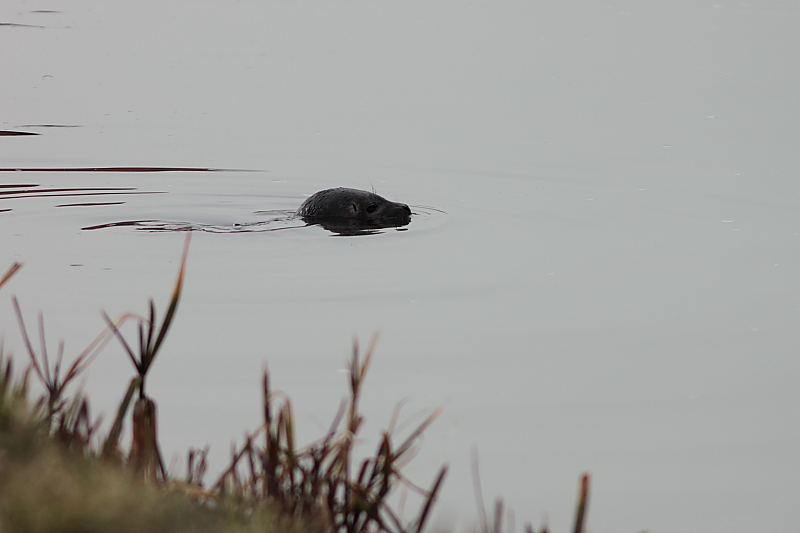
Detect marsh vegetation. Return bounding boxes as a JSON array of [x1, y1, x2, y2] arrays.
[[0, 242, 589, 533]]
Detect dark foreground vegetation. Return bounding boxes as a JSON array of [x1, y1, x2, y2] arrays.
[[0, 238, 590, 533]]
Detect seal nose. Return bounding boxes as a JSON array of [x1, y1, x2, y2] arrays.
[[402, 204, 411, 214]]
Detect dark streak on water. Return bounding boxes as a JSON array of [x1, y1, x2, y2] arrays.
[[1, 191, 162, 200], [82, 215, 305, 233], [18, 124, 80, 128], [0, 130, 39, 136], [0, 187, 136, 196], [55, 201, 126, 208], [0, 167, 257, 172], [0, 23, 45, 28], [0, 184, 163, 202]]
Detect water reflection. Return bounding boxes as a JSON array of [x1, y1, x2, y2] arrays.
[[81, 205, 442, 236], [299, 216, 411, 236], [0, 177, 432, 236], [80, 211, 414, 236], [0, 183, 162, 212], [82, 213, 302, 233]]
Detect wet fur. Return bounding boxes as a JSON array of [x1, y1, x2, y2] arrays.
[[296, 188, 411, 226]]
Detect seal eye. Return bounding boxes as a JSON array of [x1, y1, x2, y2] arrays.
[[366, 204, 377, 214]]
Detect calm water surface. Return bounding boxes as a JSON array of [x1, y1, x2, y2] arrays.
[[1, 2, 799, 532]]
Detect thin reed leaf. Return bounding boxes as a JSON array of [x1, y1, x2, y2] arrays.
[[318, 399, 347, 451], [356, 460, 371, 486], [413, 465, 448, 533], [350, 337, 360, 395], [12, 297, 45, 384], [0, 355, 11, 391], [38, 314, 52, 387], [393, 403, 444, 460], [381, 505, 406, 533], [12, 298, 109, 419], [102, 376, 141, 457], [387, 398, 410, 436], [473, 448, 489, 533], [493, 499, 503, 533], [245, 439, 257, 483], [211, 426, 266, 492], [53, 341, 64, 388], [0, 261, 22, 289], [103, 311, 142, 373], [138, 318, 148, 369], [282, 400, 296, 467], [101, 234, 189, 405], [144, 300, 156, 362], [149, 233, 190, 359], [58, 327, 115, 390], [360, 333, 379, 384], [572, 473, 590, 533]]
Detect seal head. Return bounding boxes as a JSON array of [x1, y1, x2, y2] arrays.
[[296, 188, 412, 234]]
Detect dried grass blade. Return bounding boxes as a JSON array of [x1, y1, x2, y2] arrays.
[[572, 473, 590, 533], [282, 400, 296, 466], [350, 337, 360, 395], [359, 332, 379, 383], [138, 318, 148, 368], [414, 465, 448, 533], [382, 504, 406, 533], [492, 499, 503, 533], [356, 458, 371, 486], [53, 341, 64, 387], [144, 299, 156, 358], [149, 233, 190, 358], [0, 262, 21, 289], [387, 398, 410, 435], [103, 311, 142, 373], [60, 324, 116, 386], [102, 376, 141, 457], [12, 297, 45, 384], [320, 398, 346, 449], [211, 426, 266, 492], [37, 314, 52, 387], [472, 448, 489, 533], [0, 356, 11, 391], [393, 402, 445, 459]]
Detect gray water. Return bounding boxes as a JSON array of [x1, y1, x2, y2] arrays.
[[2, 1, 799, 531]]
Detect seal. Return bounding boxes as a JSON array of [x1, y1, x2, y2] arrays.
[[296, 188, 412, 234]]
